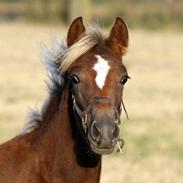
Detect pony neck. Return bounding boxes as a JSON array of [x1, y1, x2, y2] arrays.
[[39, 88, 101, 168]]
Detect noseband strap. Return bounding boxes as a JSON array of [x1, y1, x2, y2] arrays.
[[72, 95, 122, 132]]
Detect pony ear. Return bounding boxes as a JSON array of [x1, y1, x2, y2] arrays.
[[67, 17, 86, 47], [106, 17, 129, 57]]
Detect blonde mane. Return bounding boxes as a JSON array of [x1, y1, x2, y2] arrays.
[[59, 27, 104, 72], [43, 26, 104, 75], [22, 25, 105, 134]]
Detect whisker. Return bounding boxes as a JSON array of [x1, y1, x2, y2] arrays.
[[117, 141, 123, 154]]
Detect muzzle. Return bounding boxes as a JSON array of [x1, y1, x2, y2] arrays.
[[72, 95, 125, 154], [72, 95, 122, 132]]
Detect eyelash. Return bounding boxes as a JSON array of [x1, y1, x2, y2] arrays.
[[120, 75, 130, 85], [70, 74, 80, 84]]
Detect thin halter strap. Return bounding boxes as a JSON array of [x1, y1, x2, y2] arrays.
[[121, 98, 129, 120]]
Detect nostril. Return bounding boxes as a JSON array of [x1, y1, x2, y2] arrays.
[[91, 121, 100, 142], [112, 124, 119, 139]]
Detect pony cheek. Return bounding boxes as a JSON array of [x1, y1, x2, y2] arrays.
[[75, 89, 88, 110], [114, 85, 123, 105]]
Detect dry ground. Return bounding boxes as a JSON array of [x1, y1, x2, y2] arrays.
[[0, 22, 183, 183]]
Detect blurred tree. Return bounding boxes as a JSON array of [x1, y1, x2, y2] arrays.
[[26, 0, 45, 21], [61, 0, 70, 23], [42, 0, 49, 21], [26, 0, 60, 21], [69, 0, 92, 22], [26, 0, 92, 23]]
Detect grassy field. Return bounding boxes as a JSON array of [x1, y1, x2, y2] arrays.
[[0, 22, 183, 182]]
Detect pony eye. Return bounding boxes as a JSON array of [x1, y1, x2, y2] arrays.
[[120, 75, 130, 85], [70, 74, 80, 84]]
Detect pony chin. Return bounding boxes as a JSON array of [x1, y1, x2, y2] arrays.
[[90, 142, 115, 155], [87, 135, 116, 155]]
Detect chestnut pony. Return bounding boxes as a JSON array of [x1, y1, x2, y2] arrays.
[[0, 17, 129, 183]]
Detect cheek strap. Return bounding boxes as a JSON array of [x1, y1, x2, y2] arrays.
[[121, 98, 129, 120], [72, 95, 88, 132]]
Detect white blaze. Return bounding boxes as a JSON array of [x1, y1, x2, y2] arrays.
[[93, 55, 110, 89]]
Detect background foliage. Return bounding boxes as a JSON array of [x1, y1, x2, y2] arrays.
[[0, 0, 183, 29]]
